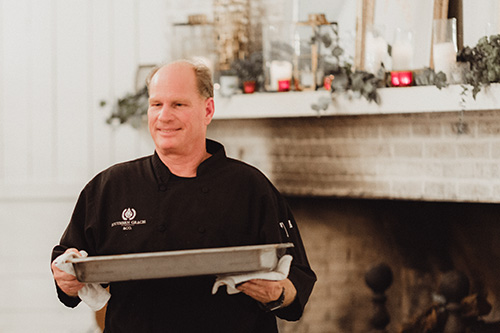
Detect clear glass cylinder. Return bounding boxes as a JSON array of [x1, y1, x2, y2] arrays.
[[392, 28, 414, 71], [432, 18, 457, 80], [293, 24, 314, 90], [262, 19, 295, 91]]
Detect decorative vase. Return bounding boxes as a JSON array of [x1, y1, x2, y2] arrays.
[[432, 18, 457, 82], [263, 17, 295, 91]]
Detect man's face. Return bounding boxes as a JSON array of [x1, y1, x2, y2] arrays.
[[147, 63, 214, 158]]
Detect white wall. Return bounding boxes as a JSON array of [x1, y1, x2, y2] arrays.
[[0, 0, 213, 331], [463, 0, 500, 47]]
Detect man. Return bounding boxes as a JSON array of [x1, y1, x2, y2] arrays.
[[51, 60, 316, 332]]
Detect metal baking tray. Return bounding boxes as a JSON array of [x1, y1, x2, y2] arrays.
[[70, 243, 293, 283]]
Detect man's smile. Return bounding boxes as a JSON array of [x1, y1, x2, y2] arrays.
[[158, 128, 181, 133]]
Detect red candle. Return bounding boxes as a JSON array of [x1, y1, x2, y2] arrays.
[[390, 71, 413, 87], [324, 75, 334, 90], [278, 79, 291, 92], [243, 81, 256, 94]]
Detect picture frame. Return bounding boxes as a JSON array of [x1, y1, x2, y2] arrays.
[[135, 64, 157, 92]]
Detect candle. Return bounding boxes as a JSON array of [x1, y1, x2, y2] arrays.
[[323, 75, 334, 90], [270, 60, 293, 91], [433, 42, 456, 80], [278, 79, 291, 92], [392, 28, 413, 71], [364, 31, 387, 74], [243, 81, 256, 94], [392, 41, 413, 71], [390, 71, 413, 87]]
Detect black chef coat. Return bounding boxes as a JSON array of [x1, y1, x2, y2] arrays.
[[52, 139, 316, 332]]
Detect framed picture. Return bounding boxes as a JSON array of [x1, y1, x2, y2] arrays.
[[135, 64, 157, 92]]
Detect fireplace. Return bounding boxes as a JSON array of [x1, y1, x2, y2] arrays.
[[208, 110, 500, 332]]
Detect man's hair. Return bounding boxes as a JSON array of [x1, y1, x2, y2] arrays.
[[146, 59, 214, 99]]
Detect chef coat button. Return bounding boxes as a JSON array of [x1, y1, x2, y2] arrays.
[[198, 227, 206, 234], [158, 224, 166, 232], [158, 184, 167, 192], [201, 186, 209, 193]]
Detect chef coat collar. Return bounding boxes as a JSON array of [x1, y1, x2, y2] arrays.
[[151, 139, 226, 186]]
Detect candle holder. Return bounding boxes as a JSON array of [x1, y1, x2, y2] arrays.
[[390, 71, 413, 87], [243, 81, 256, 94], [294, 14, 338, 90], [432, 18, 457, 83], [278, 79, 291, 92], [323, 74, 334, 91], [392, 28, 414, 71], [263, 19, 295, 92]]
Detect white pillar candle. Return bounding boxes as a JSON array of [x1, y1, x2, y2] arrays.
[[270, 60, 293, 91], [392, 40, 413, 71]]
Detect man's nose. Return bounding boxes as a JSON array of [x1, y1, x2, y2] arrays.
[[158, 105, 174, 121]]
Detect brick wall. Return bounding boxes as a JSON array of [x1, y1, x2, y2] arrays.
[[209, 110, 500, 203], [208, 110, 500, 332]]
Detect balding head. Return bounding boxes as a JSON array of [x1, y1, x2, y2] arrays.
[[147, 60, 213, 99]]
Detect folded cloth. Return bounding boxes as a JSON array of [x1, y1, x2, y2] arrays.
[[54, 250, 111, 311], [212, 254, 293, 295]]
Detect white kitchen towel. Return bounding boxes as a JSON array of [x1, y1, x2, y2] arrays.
[[212, 254, 293, 295], [54, 250, 111, 311]]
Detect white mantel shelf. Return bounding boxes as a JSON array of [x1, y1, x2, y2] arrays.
[[212, 83, 500, 119]]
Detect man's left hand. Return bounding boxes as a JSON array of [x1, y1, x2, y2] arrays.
[[236, 278, 297, 307]]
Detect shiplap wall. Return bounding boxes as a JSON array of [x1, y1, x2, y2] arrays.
[[0, 0, 179, 199], [0, 1, 212, 331]]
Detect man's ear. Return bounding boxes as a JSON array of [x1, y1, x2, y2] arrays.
[[204, 97, 215, 125]]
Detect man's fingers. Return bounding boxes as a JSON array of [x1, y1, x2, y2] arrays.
[[51, 248, 85, 297], [237, 279, 283, 303]]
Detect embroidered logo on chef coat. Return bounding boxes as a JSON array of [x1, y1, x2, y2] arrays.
[[111, 207, 147, 231]]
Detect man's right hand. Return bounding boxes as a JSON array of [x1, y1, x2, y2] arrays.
[[51, 248, 85, 297]]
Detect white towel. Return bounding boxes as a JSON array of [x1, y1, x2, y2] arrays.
[[212, 254, 293, 295], [54, 250, 111, 311]]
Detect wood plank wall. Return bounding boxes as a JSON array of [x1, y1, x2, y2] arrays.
[[0, 0, 177, 199], [0, 1, 211, 331]]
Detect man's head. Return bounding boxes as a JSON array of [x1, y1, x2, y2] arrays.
[[147, 60, 214, 99], [146, 60, 215, 161]]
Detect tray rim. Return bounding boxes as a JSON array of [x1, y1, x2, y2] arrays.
[[69, 242, 294, 264]]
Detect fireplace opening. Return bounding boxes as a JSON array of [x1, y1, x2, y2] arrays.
[[284, 196, 500, 332]]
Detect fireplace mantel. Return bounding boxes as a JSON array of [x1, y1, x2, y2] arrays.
[[213, 83, 500, 119]]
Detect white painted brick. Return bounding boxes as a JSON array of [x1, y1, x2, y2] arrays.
[[457, 142, 490, 158], [424, 182, 458, 200], [211, 110, 500, 203]]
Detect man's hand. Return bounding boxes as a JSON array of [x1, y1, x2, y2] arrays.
[[236, 278, 297, 307], [51, 248, 85, 297]]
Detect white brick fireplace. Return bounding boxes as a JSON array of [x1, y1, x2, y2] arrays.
[[208, 85, 500, 332]]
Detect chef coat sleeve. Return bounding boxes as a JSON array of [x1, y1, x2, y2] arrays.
[[51, 186, 96, 308], [260, 188, 317, 321]]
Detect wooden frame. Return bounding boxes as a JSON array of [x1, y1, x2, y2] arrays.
[[356, 0, 436, 71]]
